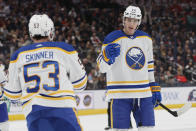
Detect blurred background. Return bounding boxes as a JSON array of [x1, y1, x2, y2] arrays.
[[0, 0, 196, 89]]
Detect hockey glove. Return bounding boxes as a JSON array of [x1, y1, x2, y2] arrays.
[[150, 82, 162, 107], [102, 43, 120, 65], [152, 91, 162, 107]]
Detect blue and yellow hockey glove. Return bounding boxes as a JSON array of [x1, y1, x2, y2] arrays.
[[102, 43, 120, 65], [150, 82, 162, 107], [152, 92, 162, 107]]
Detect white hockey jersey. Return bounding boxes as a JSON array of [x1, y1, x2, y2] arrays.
[[97, 30, 160, 101], [0, 64, 7, 104], [3, 41, 87, 117]]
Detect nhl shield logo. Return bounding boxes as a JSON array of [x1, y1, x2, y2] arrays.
[[126, 47, 145, 70]]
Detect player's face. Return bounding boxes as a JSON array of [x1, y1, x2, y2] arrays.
[[123, 17, 139, 35]]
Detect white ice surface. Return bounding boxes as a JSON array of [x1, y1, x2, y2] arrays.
[[9, 108, 196, 131]]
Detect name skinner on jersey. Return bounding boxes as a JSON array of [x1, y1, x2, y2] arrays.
[[25, 51, 54, 62]]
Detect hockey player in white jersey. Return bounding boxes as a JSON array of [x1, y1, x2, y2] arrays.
[[0, 14, 87, 131], [0, 64, 9, 131], [97, 5, 162, 131]]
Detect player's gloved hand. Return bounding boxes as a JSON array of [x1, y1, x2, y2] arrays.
[[150, 82, 162, 107], [102, 43, 120, 65], [152, 91, 162, 107]]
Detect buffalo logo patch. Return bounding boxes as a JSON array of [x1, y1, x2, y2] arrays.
[[126, 47, 145, 70]]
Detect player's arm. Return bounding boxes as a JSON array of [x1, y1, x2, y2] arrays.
[[97, 37, 120, 73], [68, 52, 87, 92], [97, 50, 110, 73], [147, 38, 160, 91], [0, 64, 7, 103], [0, 64, 7, 84], [3, 59, 22, 100], [147, 38, 162, 107]]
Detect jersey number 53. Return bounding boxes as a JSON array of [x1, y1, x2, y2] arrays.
[[23, 60, 59, 93]]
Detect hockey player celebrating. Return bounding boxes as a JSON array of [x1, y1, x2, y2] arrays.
[[97, 5, 162, 131], [0, 14, 87, 131]]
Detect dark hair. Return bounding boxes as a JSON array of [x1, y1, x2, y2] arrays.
[[32, 35, 48, 40]]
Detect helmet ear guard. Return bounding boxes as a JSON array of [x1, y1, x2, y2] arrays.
[[123, 5, 142, 26], [28, 14, 55, 41]]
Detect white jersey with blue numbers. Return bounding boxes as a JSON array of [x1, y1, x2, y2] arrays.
[[97, 30, 159, 101], [3, 42, 87, 117]]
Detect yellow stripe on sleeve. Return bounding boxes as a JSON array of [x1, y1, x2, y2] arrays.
[[73, 76, 87, 89], [148, 65, 154, 68], [102, 49, 110, 62]]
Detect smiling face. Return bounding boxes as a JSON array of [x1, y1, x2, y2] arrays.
[[123, 17, 139, 35]]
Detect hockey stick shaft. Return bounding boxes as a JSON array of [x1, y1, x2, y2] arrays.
[[159, 102, 192, 117], [159, 103, 178, 117]]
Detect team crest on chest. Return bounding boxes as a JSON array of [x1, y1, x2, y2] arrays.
[[126, 47, 145, 70]]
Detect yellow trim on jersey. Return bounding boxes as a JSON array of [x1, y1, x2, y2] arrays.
[[102, 48, 110, 62], [110, 99, 114, 128], [148, 65, 154, 68], [10, 47, 77, 63], [73, 108, 83, 131], [97, 60, 100, 69], [22, 96, 76, 108], [73, 76, 87, 89], [48, 90, 74, 95], [103, 36, 128, 47], [136, 36, 152, 40], [150, 86, 161, 92], [112, 36, 128, 43], [150, 86, 160, 88], [102, 36, 150, 47], [4, 92, 21, 99], [21, 93, 36, 100], [35, 95, 76, 101], [107, 80, 149, 85], [22, 99, 32, 109], [9, 103, 196, 121], [21, 90, 74, 101], [107, 88, 151, 94]]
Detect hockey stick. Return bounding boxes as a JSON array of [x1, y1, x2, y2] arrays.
[[158, 102, 192, 117], [128, 54, 144, 68]]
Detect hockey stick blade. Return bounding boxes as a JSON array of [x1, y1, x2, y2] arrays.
[[176, 102, 192, 116], [159, 102, 192, 117]]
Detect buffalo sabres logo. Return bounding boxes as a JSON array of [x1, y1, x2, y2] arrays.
[[126, 47, 145, 70]]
